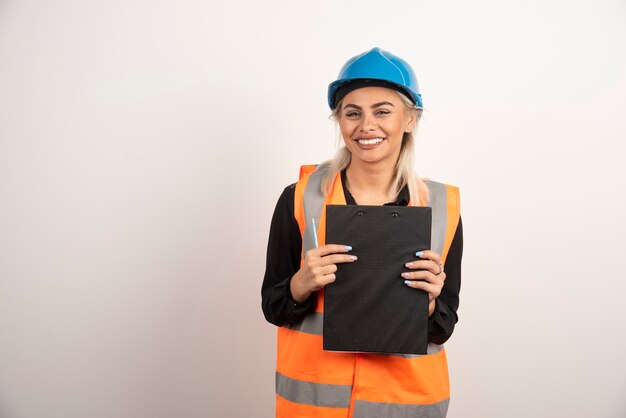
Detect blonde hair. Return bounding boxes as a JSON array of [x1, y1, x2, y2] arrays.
[[319, 91, 430, 206]]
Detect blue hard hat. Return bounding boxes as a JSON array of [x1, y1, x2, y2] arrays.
[[328, 47, 422, 111]]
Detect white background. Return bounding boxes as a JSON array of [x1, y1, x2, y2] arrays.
[[1, 1, 625, 417]]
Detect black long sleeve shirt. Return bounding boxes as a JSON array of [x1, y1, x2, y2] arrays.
[[261, 170, 463, 345]]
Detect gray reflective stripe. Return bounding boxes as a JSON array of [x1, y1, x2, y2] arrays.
[[302, 165, 330, 253], [424, 180, 448, 255], [276, 371, 352, 408], [354, 398, 450, 418], [384, 343, 443, 358], [283, 311, 323, 336]]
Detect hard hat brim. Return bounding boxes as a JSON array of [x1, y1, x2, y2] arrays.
[[328, 78, 423, 111]]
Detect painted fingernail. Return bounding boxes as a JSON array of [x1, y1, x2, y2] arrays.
[[401, 272, 410, 278], [350, 255, 358, 261], [405, 262, 412, 268], [415, 251, 424, 257], [404, 280, 412, 286], [345, 245, 352, 251]]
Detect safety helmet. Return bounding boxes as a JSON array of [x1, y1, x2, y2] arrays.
[[327, 47, 422, 111]]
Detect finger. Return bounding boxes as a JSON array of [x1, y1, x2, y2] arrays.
[[318, 253, 358, 266], [404, 279, 438, 292], [401, 270, 439, 282], [407, 259, 440, 275], [402, 272, 446, 289], [312, 273, 336, 289], [405, 259, 435, 271], [430, 259, 442, 275], [309, 244, 353, 258], [301, 254, 355, 278], [413, 251, 443, 275], [317, 264, 338, 276], [403, 280, 441, 300], [415, 250, 442, 266]]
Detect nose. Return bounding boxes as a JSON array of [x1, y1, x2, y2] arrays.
[[360, 113, 377, 132]]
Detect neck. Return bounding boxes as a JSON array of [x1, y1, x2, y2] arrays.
[[345, 160, 396, 203]]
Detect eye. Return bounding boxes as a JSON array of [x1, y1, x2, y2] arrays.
[[345, 111, 360, 118], [375, 110, 390, 116]]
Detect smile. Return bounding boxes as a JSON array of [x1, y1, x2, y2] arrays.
[[355, 137, 385, 145]]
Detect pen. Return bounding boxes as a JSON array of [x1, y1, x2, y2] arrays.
[[311, 218, 319, 248]]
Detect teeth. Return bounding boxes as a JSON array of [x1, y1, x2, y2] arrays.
[[357, 137, 384, 145]]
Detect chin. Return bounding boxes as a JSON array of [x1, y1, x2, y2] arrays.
[[353, 154, 387, 165]]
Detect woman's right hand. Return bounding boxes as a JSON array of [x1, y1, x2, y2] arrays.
[[290, 244, 357, 303]]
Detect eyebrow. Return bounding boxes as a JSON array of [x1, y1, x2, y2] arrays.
[[343, 101, 395, 111]]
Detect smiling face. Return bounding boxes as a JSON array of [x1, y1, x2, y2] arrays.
[[338, 86, 417, 169]]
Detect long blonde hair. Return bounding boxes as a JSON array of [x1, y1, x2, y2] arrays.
[[319, 91, 430, 206]]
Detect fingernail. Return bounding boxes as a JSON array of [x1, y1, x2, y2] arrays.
[[345, 245, 352, 251], [350, 255, 358, 261], [415, 251, 424, 257], [404, 280, 412, 286], [405, 262, 412, 268], [401, 272, 410, 278]]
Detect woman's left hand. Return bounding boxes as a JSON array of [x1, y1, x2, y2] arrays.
[[401, 250, 445, 316]]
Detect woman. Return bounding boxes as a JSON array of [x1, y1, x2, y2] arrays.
[[262, 47, 463, 418]]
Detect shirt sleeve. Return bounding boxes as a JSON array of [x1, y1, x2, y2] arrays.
[[427, 215, 463, 344], [261, 184, 317, 326]]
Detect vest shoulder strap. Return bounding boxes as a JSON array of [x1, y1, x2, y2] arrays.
[[424, 179, 460, 261], [299, 164, 330, 253]]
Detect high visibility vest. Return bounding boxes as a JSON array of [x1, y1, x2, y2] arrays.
[[275, 164, 461, 418]]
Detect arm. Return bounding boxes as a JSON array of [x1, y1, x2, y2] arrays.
[[427, 216, 463, 344], [261, 184, 316, 326]]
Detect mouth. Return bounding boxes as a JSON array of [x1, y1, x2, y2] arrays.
[[355, 137, 385, 145]]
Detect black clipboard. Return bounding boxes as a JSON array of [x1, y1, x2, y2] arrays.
[[324, 204, 431, 355]]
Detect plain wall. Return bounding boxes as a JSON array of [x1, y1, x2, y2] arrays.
[[1, 0, 625, 417]]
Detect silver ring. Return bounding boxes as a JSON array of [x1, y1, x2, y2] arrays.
[[436, 263, 443, 275]]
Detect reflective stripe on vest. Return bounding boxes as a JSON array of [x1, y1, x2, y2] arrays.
[[276, 375, 450, 416], [276, 164, 460, 418], [353, 399, 450, 418], [302, 166, 327, 256], [276, 371, 352, 408]]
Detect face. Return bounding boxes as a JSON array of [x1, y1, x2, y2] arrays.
[[338, 86, 417, 168]]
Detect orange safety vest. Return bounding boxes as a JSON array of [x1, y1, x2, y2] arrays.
[[275, 164, 461, 418]]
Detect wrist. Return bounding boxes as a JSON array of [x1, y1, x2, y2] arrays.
[[290, 273, 310, 304]]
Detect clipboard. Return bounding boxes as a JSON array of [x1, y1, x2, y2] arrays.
[[324, 204, 431, 355]]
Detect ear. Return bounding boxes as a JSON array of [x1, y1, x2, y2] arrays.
[[405, 111, 418, 133]]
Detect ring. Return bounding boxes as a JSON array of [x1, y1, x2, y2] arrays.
[[435, 263, 443, 275]]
